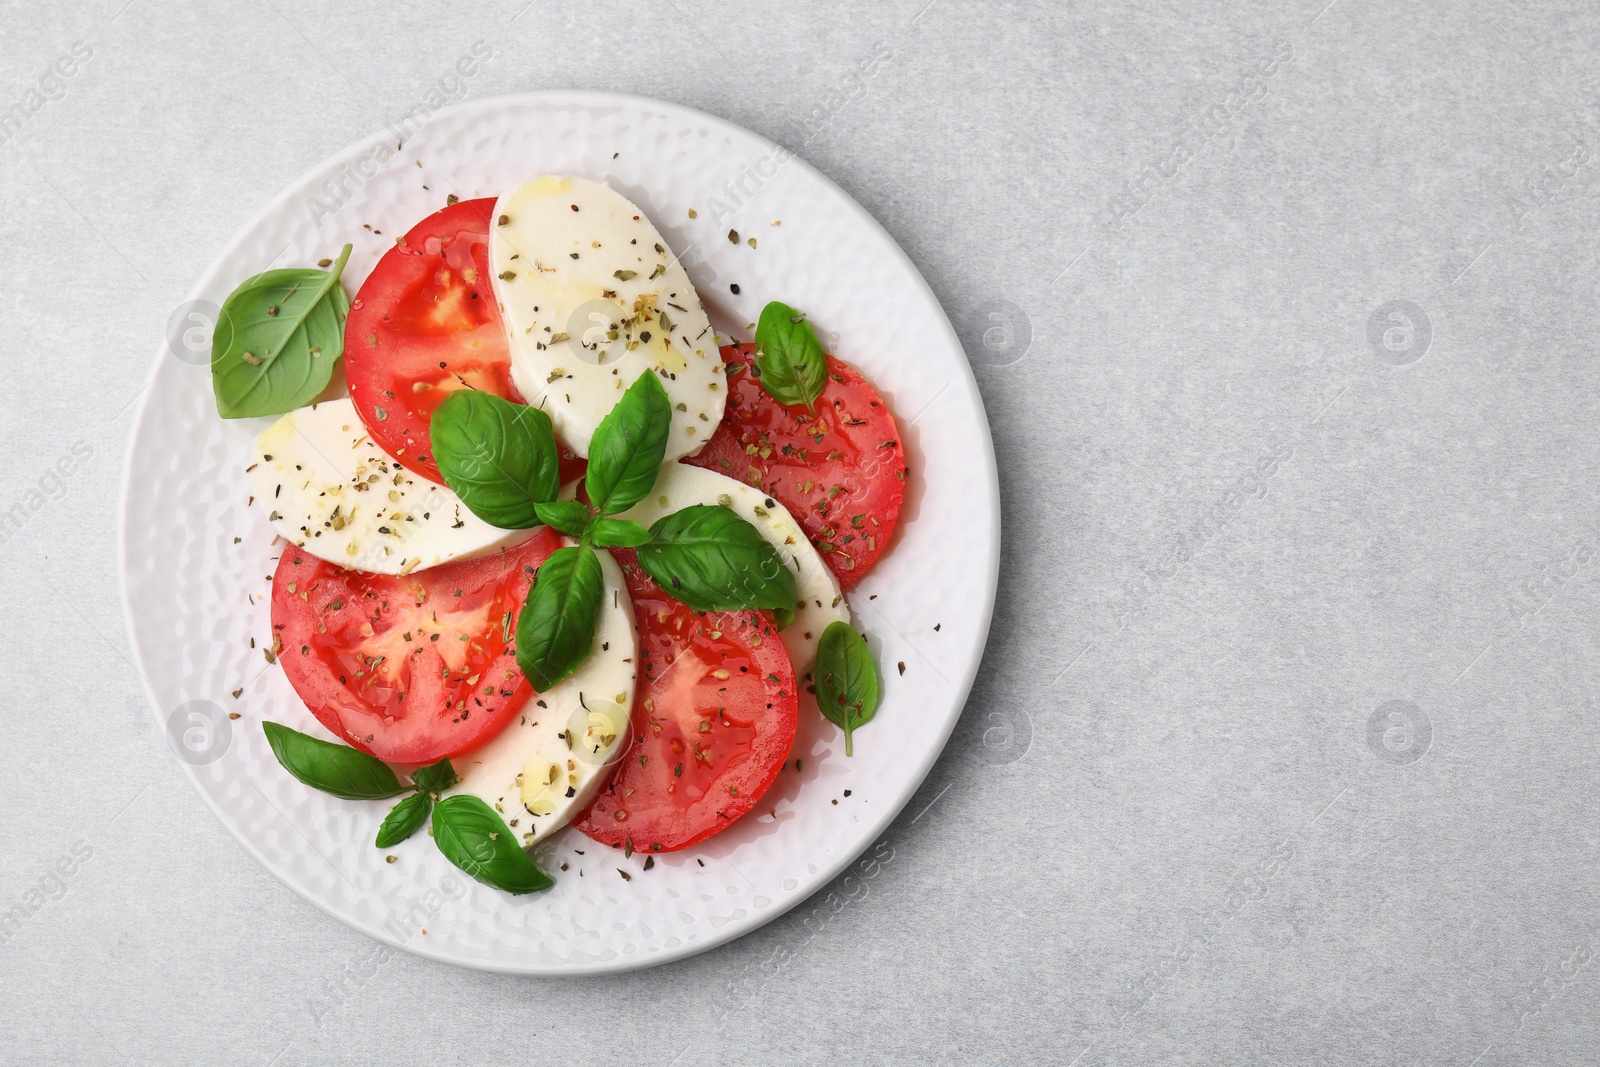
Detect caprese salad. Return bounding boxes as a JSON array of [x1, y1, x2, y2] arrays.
[[213, 176, 907, 894]]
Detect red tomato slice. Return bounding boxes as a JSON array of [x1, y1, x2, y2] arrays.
[[345, 196, 587, 485], [345, 198, 524, 484], [269, 529, 562, 765], [685, 343, 907, 587], [573, 549, 798, 853]]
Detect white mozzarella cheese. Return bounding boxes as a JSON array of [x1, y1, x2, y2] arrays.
[[446, 547, 638, 846], [490, 176, 724, 461], [614, 463, 848, 675], [248, 397, 531, 575]]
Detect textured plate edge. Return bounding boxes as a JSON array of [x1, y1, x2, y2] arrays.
[[117, 89, 1001, 976]]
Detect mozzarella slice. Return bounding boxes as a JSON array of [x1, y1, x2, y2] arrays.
[[490, 176, 724, 461], [447, 547, 638, 846], [614, 464, 848, 675], [249, 398, 531, 575]]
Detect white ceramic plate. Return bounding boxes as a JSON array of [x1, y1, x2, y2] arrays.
[[119, 91, 998, 975]]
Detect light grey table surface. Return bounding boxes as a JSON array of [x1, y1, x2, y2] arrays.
[[3, 0, 1598, 1063]]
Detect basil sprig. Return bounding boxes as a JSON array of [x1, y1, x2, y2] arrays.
[[752, 300, 827, 412], [212, 245, 352, 419], [636, 505, 796, 613], [431, 392, 561, 528], [508, 369, 802, 690], [815, 622, 881, 756], [510, 373, 669, 690], [262, 725, 552, 892], [432, 795, 554, 894], [373, 757, 459, 847], [263, 721, 406, 800], [515, 544, 605, 692]]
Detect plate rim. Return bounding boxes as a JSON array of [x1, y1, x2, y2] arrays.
[[118, 88, 1000, 976]]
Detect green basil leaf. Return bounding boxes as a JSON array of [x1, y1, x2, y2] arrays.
[[752, 300, 827, 412], [212, 245, 352, 419], [534, 500, 593, 536], [432, 795, 554, 894], [637, 505, 796, 614], [585, 372, 672, 515], [375, 792, 432, 848], [591, 518, 652, 548], [262, 721, 406, 800], [515, 545, 605, 691], [410, 757, 458, 795], [815, 621, 881, 757], [432, 391, 560, 529]]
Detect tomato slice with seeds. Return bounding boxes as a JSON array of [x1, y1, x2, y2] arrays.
[[345, 197, 587, 485], [684, 343, 907, 587], [573, 549, 798, 853], [345, 198, 523, 483], [270, 528, 562, 765]]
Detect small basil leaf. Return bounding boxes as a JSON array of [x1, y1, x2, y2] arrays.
[[432, 391, 560, 528], [262, 721, 406, 800], [212, 245, 351, 419], [637, 505, 797, 614], [752, 300, 827, 412], [375, 792, 432, 848], [410, 757, 458, 795], [515, 545, 605, 691], [815, 621, 881, 757], [534, 500, 593, 536], [585, 372, 672, 515], [591, 518, 652, 549], [432, 795, 554, 894]]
